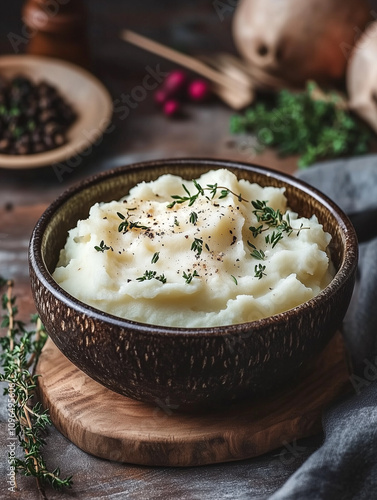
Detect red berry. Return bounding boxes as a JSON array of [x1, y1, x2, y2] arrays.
[[164, 70, 188, 96], [188, 79, 210, 102], [163, 99, 181, 117], [154, 88, 168, 106]]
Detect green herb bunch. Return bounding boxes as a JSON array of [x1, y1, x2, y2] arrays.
[[230, 81, 373, 168], [0, 277, 73, 497]]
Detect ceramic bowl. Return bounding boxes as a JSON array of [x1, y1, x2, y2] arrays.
[[0, 55, 113, 169], [29, 158, 358, 408]]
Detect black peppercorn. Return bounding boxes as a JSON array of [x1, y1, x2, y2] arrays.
[[0, 75, 76, 155]]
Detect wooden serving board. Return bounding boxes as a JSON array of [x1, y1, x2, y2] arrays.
[[37, 332, 351, 467]]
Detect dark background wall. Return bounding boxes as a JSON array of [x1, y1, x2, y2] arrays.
[[0, 1, 236, 57], [1, 0, 377, 94], [0, 0, 237, 94], [2, 1, 377, 61]]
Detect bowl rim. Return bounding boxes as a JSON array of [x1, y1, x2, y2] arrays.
[[29, 157, 358, 336]]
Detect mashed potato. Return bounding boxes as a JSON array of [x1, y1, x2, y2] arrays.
[[53, 169, 334, 327]]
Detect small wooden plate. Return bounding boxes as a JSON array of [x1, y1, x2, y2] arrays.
[[0, 55, 113, 169], [37, 332, 351, 467]]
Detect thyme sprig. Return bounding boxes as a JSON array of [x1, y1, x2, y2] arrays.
[[230, 81, 373, 168], [151, 252, 160, 264], [247, 201, 309, 277], [265, 231, 284, 249], [254, 264, 267, 280], [0, 278, 73, 497], [250, 200, 308, 249], [189, 212, 198, 225], [136, 270, 167, 283], [191, 238, 204, 257], [94, 240, 110, 253], [117, 211, 149, 234], [167, 181, 247, 209], [247, 242, 266, 261], [252, 200, 292, 232], [183, 270, 199, 284]]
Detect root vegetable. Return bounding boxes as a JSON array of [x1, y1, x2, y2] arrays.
[[154, 88, 169, 106], [164, 70, 188, 96], [347, 22, 377, 134], [187, 79, 210, 102], [163, 99, 181, 117], [232, 0, 371, 88]]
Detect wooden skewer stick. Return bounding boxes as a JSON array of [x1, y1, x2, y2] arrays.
[[120, 29, 254, 109]]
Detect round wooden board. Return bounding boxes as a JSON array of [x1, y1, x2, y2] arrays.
[[37, 332, 351, 467]]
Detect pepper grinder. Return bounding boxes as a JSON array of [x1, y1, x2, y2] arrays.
[[22, 0, 90, 68]]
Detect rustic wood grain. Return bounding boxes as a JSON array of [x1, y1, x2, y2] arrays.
[[36, 333, 350, 468]]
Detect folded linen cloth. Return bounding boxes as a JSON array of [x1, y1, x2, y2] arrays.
[[270, 155, 377, 499]]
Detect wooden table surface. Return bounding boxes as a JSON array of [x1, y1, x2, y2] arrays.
[[0, 2, 322, 499]]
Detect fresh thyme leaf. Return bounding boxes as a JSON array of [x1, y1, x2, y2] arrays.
[[250, 248, 266, 260], [265, 231, 284, 248], [0, 278, 73, 494], [230, 81, 373, 168], [151, 252, 160, 264], [193, 180, 204, 196], [251, 200, 267, 211], [94, 240, 110, 253], [118, 220, 129, 233], [219, 189, 230, 199], [231, 275, 238, 285], [117, 211, 129, 233], [183, 270, 199, 284], [182, 184, 191, 197], [247, 241, 266, 260], [129, 221, 149, 230], [191, 238, 203, 257], [254, 264, 267, 280], [249, 225, 263, 238], [171, 195, 186, 200], [207, 183, 218, 199], [189, 212, 198, 225]]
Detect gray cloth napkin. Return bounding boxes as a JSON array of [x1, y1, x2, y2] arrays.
[[270, 156, 377, 500]]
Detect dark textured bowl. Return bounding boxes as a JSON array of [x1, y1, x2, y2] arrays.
[[29, 158, 358, 408]]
